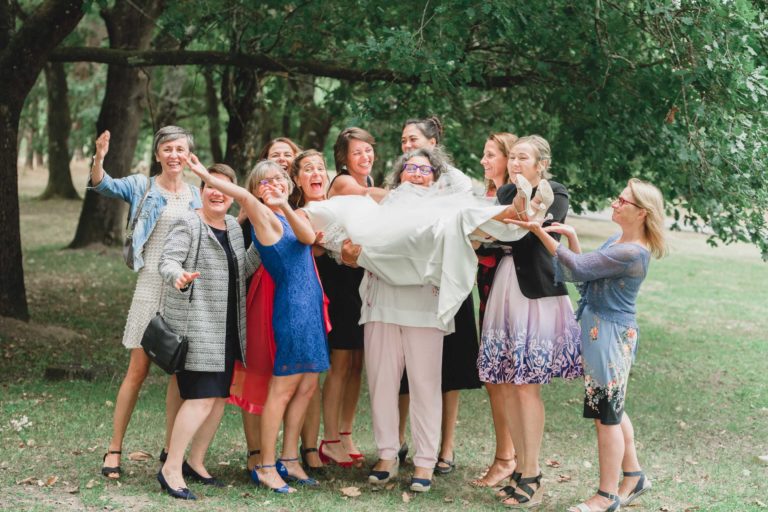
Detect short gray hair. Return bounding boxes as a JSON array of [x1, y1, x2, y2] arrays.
[[390, 146, 451, 188], [245, 159, 295, 198], [152, 125, 194, 155]]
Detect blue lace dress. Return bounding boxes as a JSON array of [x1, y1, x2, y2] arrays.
[[252, 215, 329, 376], [553, 234, 651, 425]]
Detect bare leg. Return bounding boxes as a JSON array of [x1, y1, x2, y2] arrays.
[[186, 398, 226, 477], [618, 413, 644, 498], [300, 386, 322, 468], [164, 375, 182, 452], [339, 349, 364, 458], [398, 394, 409, 446], [103, 348, 151, 477], [502, 384, 544, 506], [281, 373, 319, 480], [470, 382, 516, 487], [161, 397, 216, 490], [242, 411, 262, 470], [255, 373, 302, 492], [321, 350, 354, 464], [436, 390, 459, 469], [569, 420, 624, 511]]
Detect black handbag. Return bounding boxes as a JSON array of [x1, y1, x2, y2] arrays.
[[141, 217, 203, 374], [123, 177, 152, 270]]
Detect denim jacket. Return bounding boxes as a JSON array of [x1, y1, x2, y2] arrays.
[[88, 172, 202, 271]]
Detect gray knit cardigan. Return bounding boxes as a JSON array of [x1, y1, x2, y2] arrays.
[[159, 212, 260, 372]]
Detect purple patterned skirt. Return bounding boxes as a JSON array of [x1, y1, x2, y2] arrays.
[[477, 255, 583, 384]]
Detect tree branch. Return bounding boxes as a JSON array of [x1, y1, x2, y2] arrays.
[[49, 46, 530, 88]]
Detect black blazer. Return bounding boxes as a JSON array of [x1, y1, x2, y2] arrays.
[[496, 181, 569, 299]]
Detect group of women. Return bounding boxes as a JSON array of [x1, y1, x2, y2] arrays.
[[92, 116, 666, 511]]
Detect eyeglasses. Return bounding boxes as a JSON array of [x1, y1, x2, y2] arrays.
[[402, 163, 435, 176], [259, 176, 285, 186], [615, 196, 642, 209]]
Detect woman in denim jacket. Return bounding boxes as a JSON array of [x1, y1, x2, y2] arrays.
[[90, 126, 202, 480]]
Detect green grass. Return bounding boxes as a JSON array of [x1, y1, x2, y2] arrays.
[[1, 197, 767, 511]]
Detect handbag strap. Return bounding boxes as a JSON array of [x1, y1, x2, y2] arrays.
[[126, 176, 152, 231]]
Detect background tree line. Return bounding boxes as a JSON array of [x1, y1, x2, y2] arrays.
[[1, 0, 766, 320]]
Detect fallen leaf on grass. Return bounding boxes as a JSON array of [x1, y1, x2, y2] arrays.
[[545, 459, 561, 468], [65, 485, 79, 494], [105, 400, 114, 408], [678, 420, 688, 429], [557, 474, 572, 483], [402, 492, 411, 503], [16, 477, 36, 485], [660, 506, 671, 511], [85, 479, 98, 489], [127, 451, 152, 461], [340, 486, 361, 497], [582, 461, 592, 469], [218, 460, 231, 466], [444, 497, 454, 503], [385, 483, 395, 490], [755, 500, 767, 508], [45, 476, 58, 486]]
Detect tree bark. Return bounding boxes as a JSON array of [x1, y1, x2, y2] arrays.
[[40, 61, 79, 199], [0, 0, 86, 320], [203, 67, 223, 163], [221, 67, 267, 178], [69, 0, 163, 248]]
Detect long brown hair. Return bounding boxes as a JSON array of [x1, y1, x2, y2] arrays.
[[258, 137, 301, 160], [485, 132, 517, 194], [289, 149, 328, 208]]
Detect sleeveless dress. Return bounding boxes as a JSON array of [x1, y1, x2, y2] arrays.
[[251, 215, 329, 375]]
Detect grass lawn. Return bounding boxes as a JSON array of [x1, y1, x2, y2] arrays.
[[1, 168, 767, 511]]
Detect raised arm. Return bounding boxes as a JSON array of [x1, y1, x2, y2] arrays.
[[328, 174, 388, 202], [90, 130, 109, 186], [185, 154, 283, 246]]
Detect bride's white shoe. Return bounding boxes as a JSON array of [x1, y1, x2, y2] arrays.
[[530, 179, 554, 222]]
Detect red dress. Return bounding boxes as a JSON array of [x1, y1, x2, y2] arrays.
[[228, 266, 276, 415]]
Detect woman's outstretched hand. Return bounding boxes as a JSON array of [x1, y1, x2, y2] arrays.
[[95, 130, 110, 160], [184, 153, 210, 181], [175, 271, 201, 290], [543, 222, 577, 238], [262, 184, 288, 208]]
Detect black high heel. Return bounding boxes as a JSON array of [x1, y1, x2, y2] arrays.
[[300, 446, 326, 475], [101, 450, 122, 479], [397, 442, 409, 465], [157, 470, 197, 500], [182, 460, 225, 487]]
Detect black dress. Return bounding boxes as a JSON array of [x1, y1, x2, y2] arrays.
[[315, 252, 364, 350], [400, 294, 482, 394], [176, 226, 241, 399]]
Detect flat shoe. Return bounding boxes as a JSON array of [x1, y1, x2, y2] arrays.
[[368, 459, 399, 485], [621, 470, 651, 506], [567, 489, 621, 512]]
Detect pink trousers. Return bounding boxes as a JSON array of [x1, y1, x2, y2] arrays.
[[364, 321, 444, 469]]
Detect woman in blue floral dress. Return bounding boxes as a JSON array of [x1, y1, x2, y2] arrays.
[[509, 178, 667, 512]]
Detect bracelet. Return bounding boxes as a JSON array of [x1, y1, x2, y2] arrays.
[[91, 154, 103, 167]]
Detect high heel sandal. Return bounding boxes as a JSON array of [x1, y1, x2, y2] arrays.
[[568, 489, 621, 512], [500, 472, 543, 508], [157, 469, 197, 500], [250, 464, 296, 494], [101, 450, 122, 479], [276, 457, 319, 486], [515, 174, 533, 218], [339, 431, 364, 461], [397, 442, 409, 465], [531, 179, 554, 222], [300, 445, 326, 475], [318, 439, 354, 468], [496, 471, 522, 498], [621, 470, 651, 506], [469, 456, 515, 488]]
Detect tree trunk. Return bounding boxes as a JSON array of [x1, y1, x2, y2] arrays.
[[69, 0, 163, 248], [40, 61, 79, 199], [293, 76, 332, 151], [204, 67, 223, 163], [221, 67, 268, 178], [0, 0, 86, 320]]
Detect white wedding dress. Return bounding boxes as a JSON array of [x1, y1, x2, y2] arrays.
[[302, 169, 531, 324]]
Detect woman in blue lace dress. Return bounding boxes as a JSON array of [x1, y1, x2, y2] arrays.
[[187, 156, 329, 495], [509, 178, 667, 512]]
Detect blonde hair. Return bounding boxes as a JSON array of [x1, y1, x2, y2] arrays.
[[245, 159, 294, 199], [511, 135, 553, 179], [628, 178, 668, 259], [485, 132, 517, 193]]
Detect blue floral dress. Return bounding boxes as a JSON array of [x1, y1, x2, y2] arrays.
[[553, 234, 651, 425], [252, 215, 329, 376]]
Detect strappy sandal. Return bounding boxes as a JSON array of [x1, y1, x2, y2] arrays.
[[318, 439, 354, 468], [250, 464, 296, 494], [501, 473, 543, 508], [531, 179, 554, 222], [246, 449, 261, 473], [568, 489, 621, 512], [101, 450, 122, 479], [434, 455, 456, 475], [339, 431, 364, 461], [621, 470, 651, 506], [496, 471, 522, 498], [469, 456, 516, 488], [515, 175, 533, 218], [276, 457, 319, 486], [300, 445, 325, 474]]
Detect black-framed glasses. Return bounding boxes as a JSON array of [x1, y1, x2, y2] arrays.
[[615, 196, 642, 209], [402, 163, 435, 176]]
